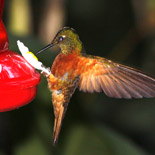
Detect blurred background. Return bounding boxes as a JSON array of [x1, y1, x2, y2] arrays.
[[0, 0, 155, 154]]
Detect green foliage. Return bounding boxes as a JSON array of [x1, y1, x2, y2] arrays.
[[63, 124, 146, 155], [0, 26, 154, 155], [1, 0, 155, 154]]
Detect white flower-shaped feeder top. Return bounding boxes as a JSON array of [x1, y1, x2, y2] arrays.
[[17, 40, 51, 76]]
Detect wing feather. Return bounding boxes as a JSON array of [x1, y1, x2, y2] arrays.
[[118, 71, 153, 97], [79, 56, 155, 98], [108, 74, 132, 99]]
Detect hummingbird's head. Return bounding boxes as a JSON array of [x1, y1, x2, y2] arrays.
[[37, 27, 84, 55]]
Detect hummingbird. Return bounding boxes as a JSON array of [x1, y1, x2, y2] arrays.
[[37, 27, 155, 145]]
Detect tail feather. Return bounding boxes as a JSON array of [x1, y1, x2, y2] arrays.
[[53, 104, 65, 145]]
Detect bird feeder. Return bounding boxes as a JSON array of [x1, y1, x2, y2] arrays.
[[0, 0, 41, 112]]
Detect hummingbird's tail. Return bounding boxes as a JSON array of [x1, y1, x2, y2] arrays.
[[53, 102, 66, 145], [50, 77, 80, 145]]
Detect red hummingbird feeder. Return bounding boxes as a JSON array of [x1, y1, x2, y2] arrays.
[[0, 0, 41, 112]]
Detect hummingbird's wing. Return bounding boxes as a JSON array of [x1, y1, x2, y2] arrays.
[[78, 55, 155, 98], [50, 76, 79, 145]]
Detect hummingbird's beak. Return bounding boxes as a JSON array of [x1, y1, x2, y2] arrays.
[[36, 43, 54, 55]]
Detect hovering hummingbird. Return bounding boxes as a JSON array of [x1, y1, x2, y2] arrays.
[[37, 27, 155, 145]]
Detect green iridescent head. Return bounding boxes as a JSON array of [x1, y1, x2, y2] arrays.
[[37, 27, 84, 56]]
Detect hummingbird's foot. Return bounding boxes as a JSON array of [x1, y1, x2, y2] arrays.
[[41, 67, 51, 77]]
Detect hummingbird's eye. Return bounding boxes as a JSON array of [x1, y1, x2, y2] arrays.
[[59, 36, 64, 42]]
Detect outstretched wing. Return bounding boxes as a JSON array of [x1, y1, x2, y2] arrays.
[[51, 76, 79, 145], [79, 55, 155, 99]]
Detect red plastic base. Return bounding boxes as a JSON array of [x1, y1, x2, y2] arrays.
[[0, 51, 41, 112], [0, 86, 37, 112], [0, 0, 41, 112]]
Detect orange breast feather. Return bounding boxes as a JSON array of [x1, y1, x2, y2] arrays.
[[51, 53, 81, 79]]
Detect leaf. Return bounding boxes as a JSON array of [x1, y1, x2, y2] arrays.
[[15, 134, 50, 155], [62, 124, 147, 155]]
